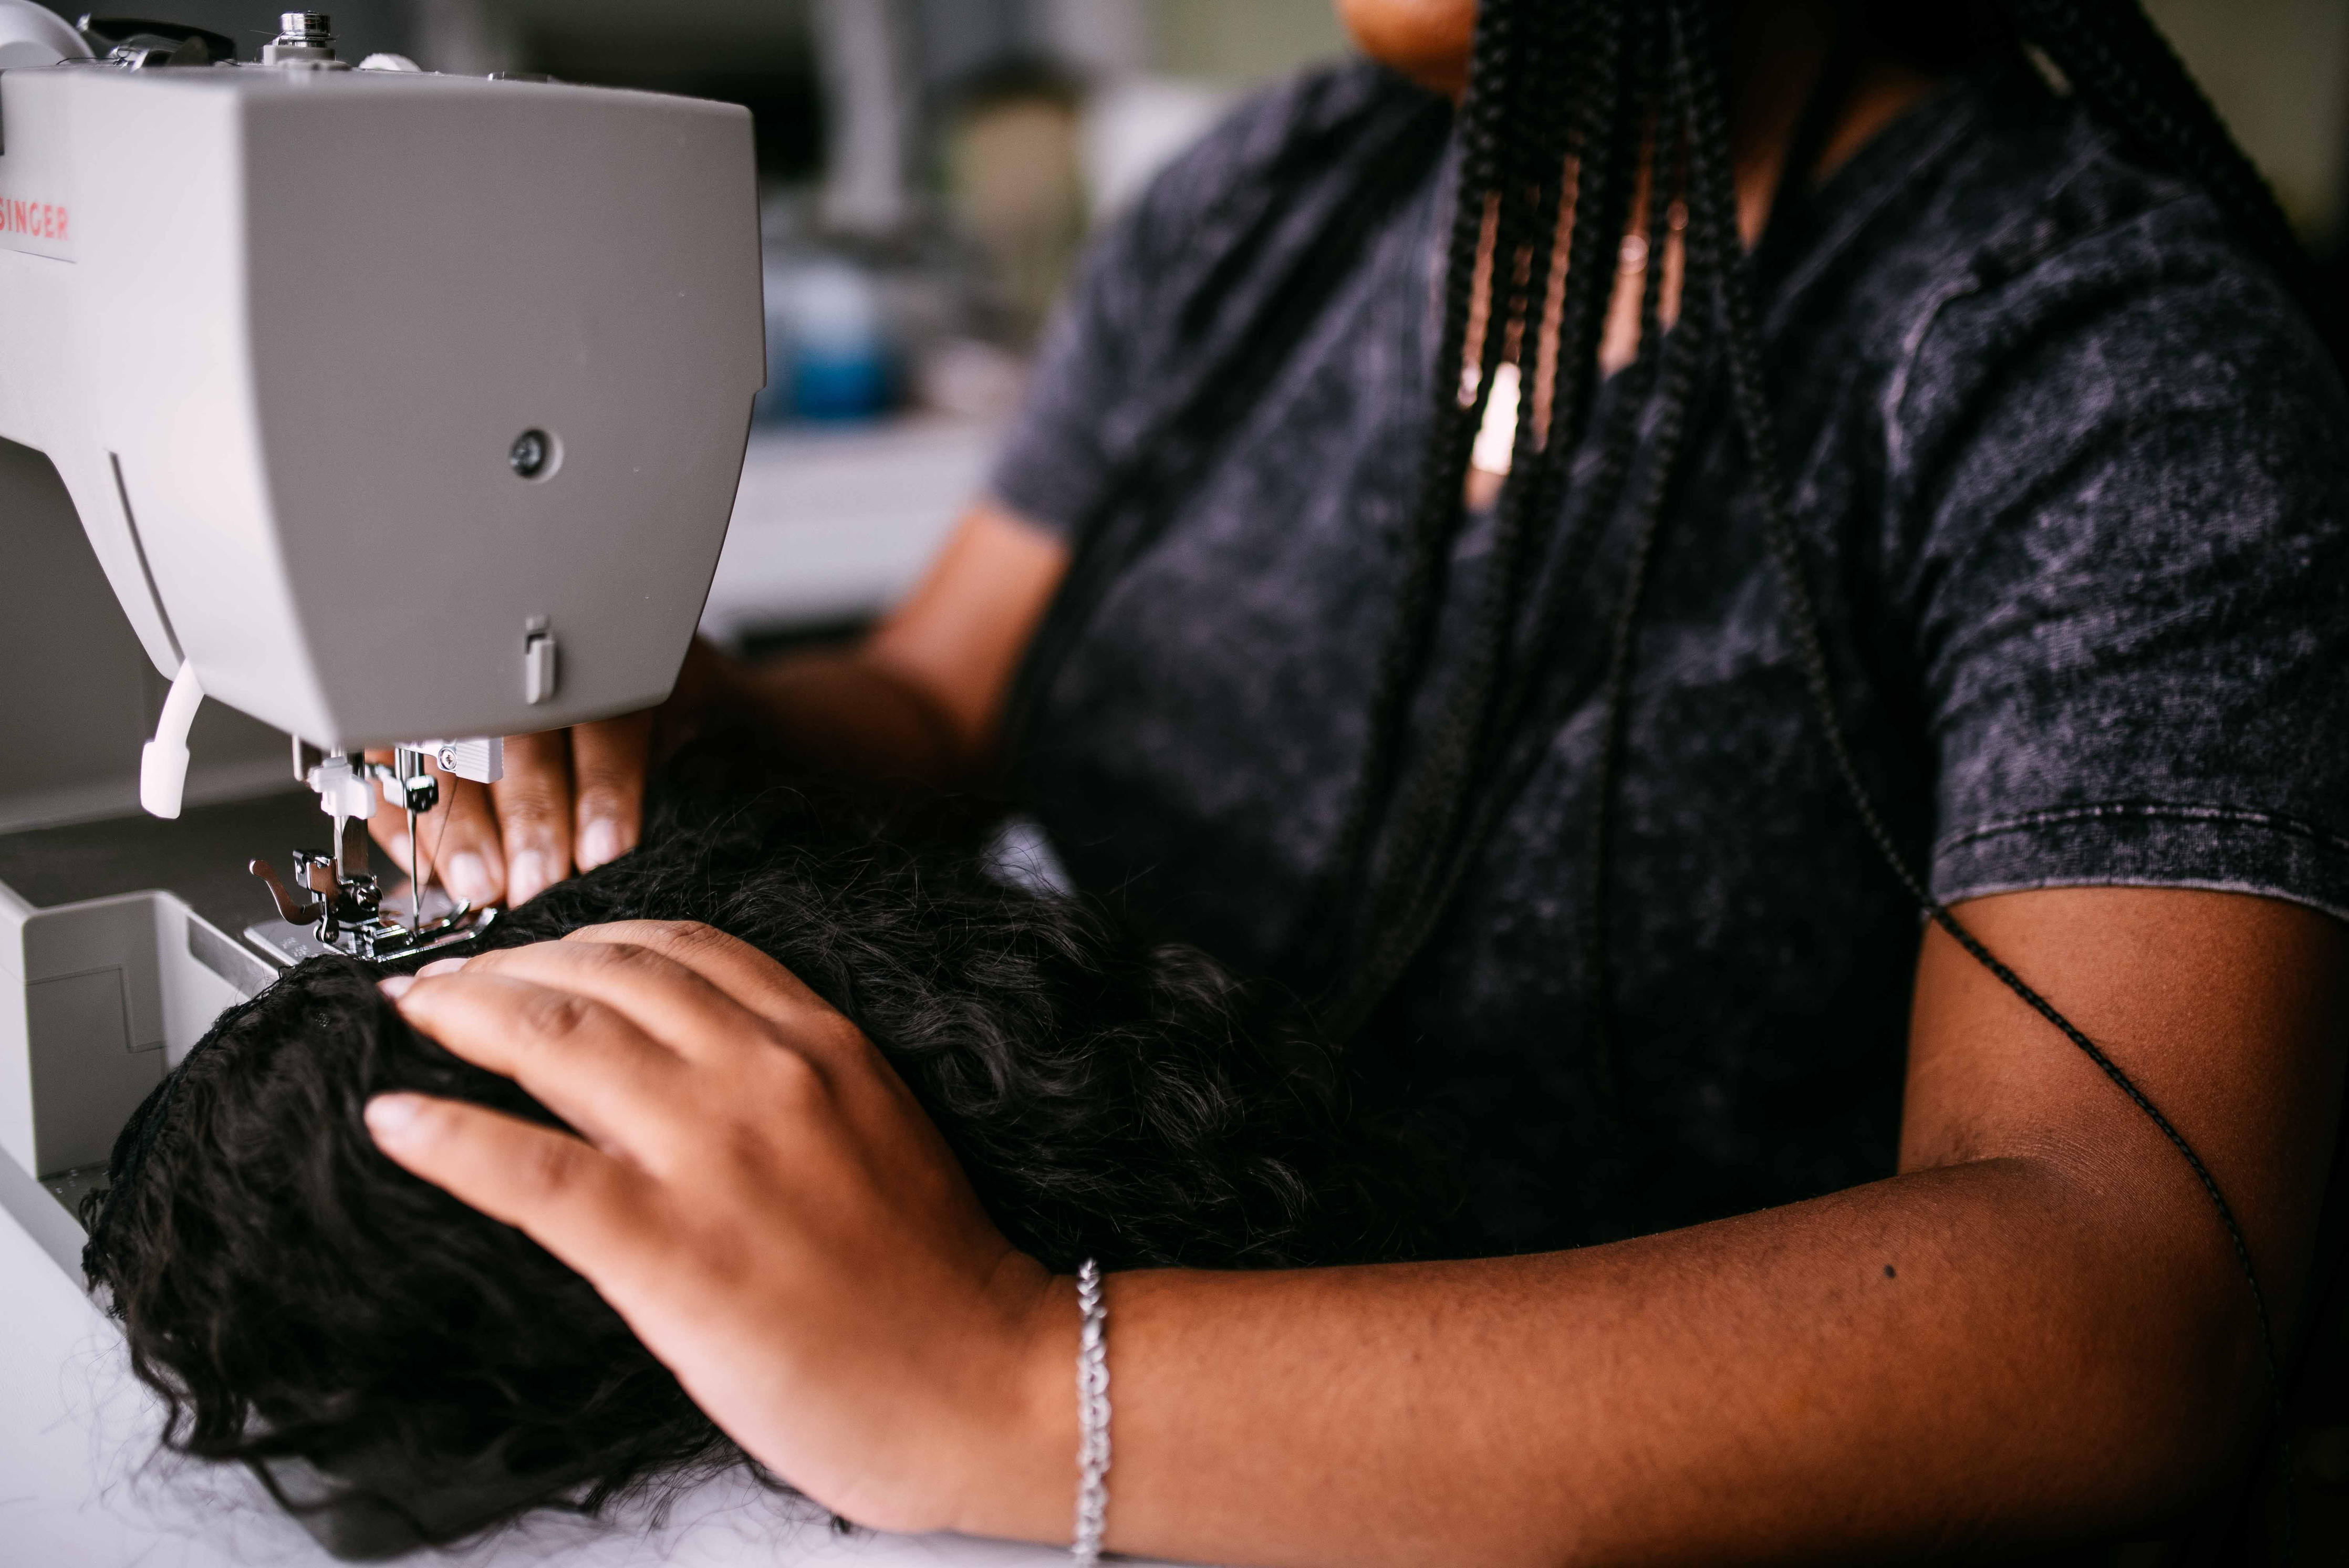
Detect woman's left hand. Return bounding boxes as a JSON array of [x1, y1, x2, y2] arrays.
[[367, 921, 1073, 1535]]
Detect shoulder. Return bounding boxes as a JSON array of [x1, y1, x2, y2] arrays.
[[991, 58, 1445, 533], [1112, 57, 1441, 266], [1849, 71, 2346, 490], [1068, 57, 1444, 369], [1826, 86, 2349, 920]]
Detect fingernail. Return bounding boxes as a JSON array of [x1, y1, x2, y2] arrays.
[[365, 1094, 425, 1141], [417, 957, 469, 979], [445, 852, 495, 906], [577, 818, 622, 870], [386, 833, 414, 871], [378, 974, 414, 1000], [507, 850, 551, 906]]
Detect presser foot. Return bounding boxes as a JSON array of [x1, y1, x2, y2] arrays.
[[247, 853, 500, 966], [244, 901, 500, 968]]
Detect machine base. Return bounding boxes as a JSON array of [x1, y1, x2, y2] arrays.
[[0, 791, 319, 1274]]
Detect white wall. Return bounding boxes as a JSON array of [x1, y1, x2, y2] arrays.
[[2146, 0, 2349, 247]]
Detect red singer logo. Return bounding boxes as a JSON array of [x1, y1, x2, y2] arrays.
[[0, 196, 68, 242]]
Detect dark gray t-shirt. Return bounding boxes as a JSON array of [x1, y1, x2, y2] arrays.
[[992, 58, 2349, 1252]]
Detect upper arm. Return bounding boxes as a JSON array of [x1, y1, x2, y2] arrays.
[[1901, 885, 2349, 1342], [862, 500, 1069, 759], [1887, 201, 2349, 1340], [862, 114, 1200, 757]]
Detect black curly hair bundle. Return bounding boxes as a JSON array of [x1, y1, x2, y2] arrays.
[[79, 759, 1436, 1552]]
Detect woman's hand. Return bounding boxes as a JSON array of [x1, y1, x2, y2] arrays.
[[365, 641, 737, 908], [366, 921, 1074, 1535]]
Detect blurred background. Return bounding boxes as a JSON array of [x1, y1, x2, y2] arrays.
[[36, 0, 2349, 652]]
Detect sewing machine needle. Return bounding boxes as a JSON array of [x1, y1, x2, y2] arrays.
[[407, 800, 420, 932]]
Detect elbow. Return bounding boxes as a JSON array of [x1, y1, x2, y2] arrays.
[[2047, 1230, 2286, 1536], [1936, 1151, 2300, 1544]]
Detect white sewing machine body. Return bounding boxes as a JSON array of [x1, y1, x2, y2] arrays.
[[0, 45, 763, 749], [0, 7, 758, 1306], [0, 19, 1162, 1567], [0, 17, 1146, 1567], [0, 12, 770, 1557], [0, 8, 761, 1169]]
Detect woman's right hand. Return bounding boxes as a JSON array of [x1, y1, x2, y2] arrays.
[[366, 638, 734, 908]]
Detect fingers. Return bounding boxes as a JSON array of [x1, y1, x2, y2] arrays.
[[365, 1093, 669, 1292], [564, 921, 844, 1042], [493, 730, 575, 905], [369, 750, 502, 907], [388, 971, 697, 1160], [440, 939, 776, 1069], [556, 925, 901, 1100], [428, 775, 506, 907], [571, 713, 654, 871], [368, 716, 651, 910], [425, 922, 884, 1099]]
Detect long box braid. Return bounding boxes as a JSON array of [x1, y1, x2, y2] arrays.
[[1318, 0, 2342, 1453]]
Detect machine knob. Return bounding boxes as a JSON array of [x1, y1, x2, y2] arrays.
[[262, 10, 343, 67]]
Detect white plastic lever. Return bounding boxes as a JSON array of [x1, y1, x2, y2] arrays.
[[139, 658, 203, 818]]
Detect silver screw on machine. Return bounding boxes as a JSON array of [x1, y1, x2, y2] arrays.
[[262, 12, 341, 67]]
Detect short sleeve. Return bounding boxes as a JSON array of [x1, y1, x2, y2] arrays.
[[986, 73, 1303, 536], [985, 203, 1157, 536], [988, 59, 1438, 538], [1892, 198, 2349, 922]]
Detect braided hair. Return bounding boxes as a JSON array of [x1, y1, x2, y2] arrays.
[[1305, 0, 2338, 1441], [1000, 0, 2330, 1474], [1004, 0, 2330, 1470]]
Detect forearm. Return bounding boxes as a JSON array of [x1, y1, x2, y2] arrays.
[[372, 891, 2336, 1561], [716, 645, 982, 788], [971, 1156, 2262, 1566], [708, 501, 1068, 791]]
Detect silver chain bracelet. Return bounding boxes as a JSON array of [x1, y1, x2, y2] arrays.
[[1072, 1258, 1111, 1566]]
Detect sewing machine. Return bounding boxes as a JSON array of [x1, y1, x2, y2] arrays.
[[0, 6, 767, 1556], [0, 2, 757, 1318], [0, 18, 1163, 1567]]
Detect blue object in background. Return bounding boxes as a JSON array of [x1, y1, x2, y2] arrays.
[[757, 256, 900, 423]]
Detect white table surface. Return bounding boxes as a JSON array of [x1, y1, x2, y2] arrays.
[[700, 418, 1004, 645], [0, 1200, 1118, 1568]]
